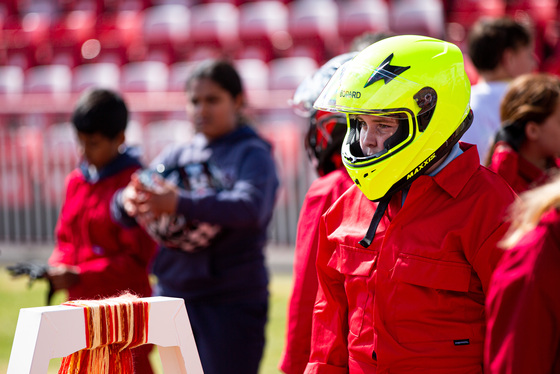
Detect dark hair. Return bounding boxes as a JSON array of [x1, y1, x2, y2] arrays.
[[185, 59, 244, 99], [71, 88, 128, 139], [468, 17, 532, 72], [484, 73, 560, 165]]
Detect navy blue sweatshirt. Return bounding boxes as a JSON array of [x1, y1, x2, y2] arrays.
[[113, 125, 279, 304]]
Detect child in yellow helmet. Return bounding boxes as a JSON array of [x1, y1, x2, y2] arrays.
[[305, 35, 517, 373]]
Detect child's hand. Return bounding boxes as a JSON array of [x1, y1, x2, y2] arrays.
[[121, 173, 146, 217], [46, 265, 80, 291], [136, 179, 179, 218]]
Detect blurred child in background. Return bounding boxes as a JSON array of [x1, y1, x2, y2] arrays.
[[279, 52, 357, 374], [47, 88, 156, 374], [486, 73, 560, 193], [113, 59, 279, 374], [463, 16, 536, 161], [485, 174, 560, 373]]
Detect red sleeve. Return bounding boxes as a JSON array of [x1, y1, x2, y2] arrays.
[[49, 172, 80, 267], [49, 168, 157, 299], [73, 226, 156, 297], [280, 194, 323, 373], [304, 213, 350, 374], [489, 144, 522, 192], [281, 171, 353, 374], [485, 218, 560, 373]]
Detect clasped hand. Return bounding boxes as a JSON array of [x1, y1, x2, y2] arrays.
[[122, 172, 179, 218]]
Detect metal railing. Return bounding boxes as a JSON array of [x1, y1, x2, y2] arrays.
[[0, 90, 315, 249]]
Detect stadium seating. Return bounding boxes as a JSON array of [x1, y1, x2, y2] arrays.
[[0, 65, 24, 95], [24, 64, 72, 93], [189, 2, 240, 56], [338, 0, 390, 51], [141, 4, 191, 63], [446, 0, 506, 29], [287, 0, 340, 62], [238, 1, 289, 61], [50, 10, 97, 67], [72, 62, 121, 92], [390, 0, 446, 39], [268, 56, 318, 90], [168, 60, 198, 92], [120, 60, 169, 92], [234, 58, 270, 91]]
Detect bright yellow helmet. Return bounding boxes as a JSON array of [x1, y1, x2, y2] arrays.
[[314, 35, 472, 202]]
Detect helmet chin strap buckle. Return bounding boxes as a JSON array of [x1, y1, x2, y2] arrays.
[[358, 196, 391, 248]]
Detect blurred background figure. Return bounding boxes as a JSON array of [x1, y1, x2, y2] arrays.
[[486, 72, 560, 193], [112, 59, 279, 374], [462, 16, 536, 161], [47, 88, 157, 374], [279, 52, 357, 374], [485, 174, 560, 374]]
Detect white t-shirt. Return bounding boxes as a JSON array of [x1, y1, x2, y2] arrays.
[[462, 80, 510, 162]]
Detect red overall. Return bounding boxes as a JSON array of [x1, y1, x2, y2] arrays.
[[280, 168, 354, 374], [489, 141, 560, 193], [305, 144, 517, 373], [49, 166, 156, 301], [485, 208, 560, 373]]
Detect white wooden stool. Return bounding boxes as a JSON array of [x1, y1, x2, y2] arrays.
[[7, 296, 204, 373]]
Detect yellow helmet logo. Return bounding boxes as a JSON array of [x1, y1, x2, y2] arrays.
[[364, 53, 410, 87]]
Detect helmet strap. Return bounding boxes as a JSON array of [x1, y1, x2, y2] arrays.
[[358, 196, 391, 248], [358, 110, 474, 249]]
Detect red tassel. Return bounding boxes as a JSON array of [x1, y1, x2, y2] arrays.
[[57, 293, 149, 374]]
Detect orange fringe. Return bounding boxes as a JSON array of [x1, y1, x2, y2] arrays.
[[58, 294, 149, 374]]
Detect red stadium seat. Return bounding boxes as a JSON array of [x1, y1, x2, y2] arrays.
[[234, 58, 270, 91], [0, 65, 24, 95], [238, 1, 289, 61], [390, 0, 446, 39], [287, 0, 341, 62], [96, 10, 144, 65], [268, 56, 318, 91], [120, 60, 169, 92], [139, 4, 191, 63], [72, 62, 121, 92], [338, 0, 390, 50], [24, 64, 72, 93], [446, 0, 506, 29], [168, 61, 198, 92], [50, 10, 97, 66], [189, 3, 240, 56], [2, 12, 52, 67]]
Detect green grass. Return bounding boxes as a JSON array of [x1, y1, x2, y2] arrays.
[[0, 268, 293, 373]]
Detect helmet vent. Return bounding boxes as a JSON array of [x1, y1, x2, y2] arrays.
[[414, 87, 437, 132]]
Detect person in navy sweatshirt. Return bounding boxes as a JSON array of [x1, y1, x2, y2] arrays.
[[112, 59, 279, 374]]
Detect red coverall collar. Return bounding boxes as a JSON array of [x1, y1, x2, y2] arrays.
[[428, 142, 480, 199]]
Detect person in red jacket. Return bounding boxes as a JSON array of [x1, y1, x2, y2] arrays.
[[486, 73, 560, 193], [485, 174, 560, 373], [46, 88, 157, 374], [304, 35, 517, 373], [279, 52, 357, 374]]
